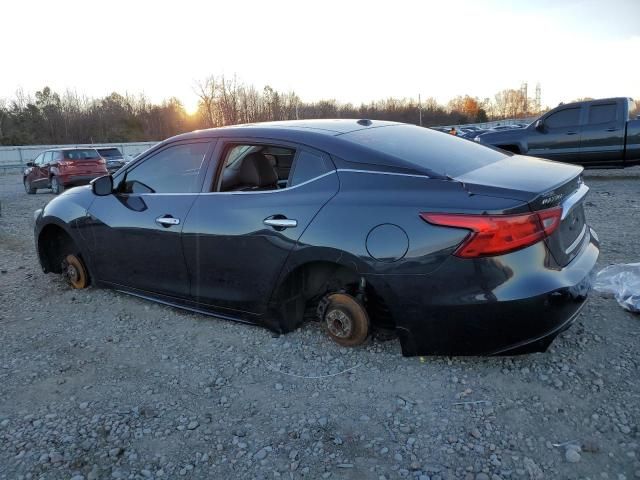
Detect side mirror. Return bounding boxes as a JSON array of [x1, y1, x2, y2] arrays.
[[91, 175, 113, 196], [534, 119, 545, 132], [25, 161, 35, 167]]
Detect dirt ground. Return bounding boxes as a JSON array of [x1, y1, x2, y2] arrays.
[[1, 169, 639, 480]]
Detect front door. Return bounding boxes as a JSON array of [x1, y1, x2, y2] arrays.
[[85, 140, 213, 298], [181, 141, 339, 316], [528, 106, 583, 163], [31, 151, 52, 188]]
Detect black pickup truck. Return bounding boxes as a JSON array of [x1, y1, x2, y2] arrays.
[[476, 97, 640, 167]]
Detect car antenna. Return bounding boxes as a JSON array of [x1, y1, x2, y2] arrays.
[[356, 119, 372, 126]]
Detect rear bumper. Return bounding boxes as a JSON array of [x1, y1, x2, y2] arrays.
[[58, 174, 104, 186], [366, 228, 600, 356]]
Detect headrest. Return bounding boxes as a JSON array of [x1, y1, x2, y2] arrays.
[[235, 152, 278, 188]]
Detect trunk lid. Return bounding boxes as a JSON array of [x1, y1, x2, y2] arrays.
[[455, 154, 588, 266]]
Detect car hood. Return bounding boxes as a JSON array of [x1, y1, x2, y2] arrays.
[[477, 128, 527, 143], [454, 154, 583, 202]]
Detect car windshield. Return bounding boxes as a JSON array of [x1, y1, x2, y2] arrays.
[[63, 149, 101, 160], [97, 148, 123, 159], [342, 124, 507, 177]]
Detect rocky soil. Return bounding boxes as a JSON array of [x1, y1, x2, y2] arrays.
[[1, 169, 639, 480]]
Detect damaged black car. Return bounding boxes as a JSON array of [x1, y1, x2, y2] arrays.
[[33, 120, 599, 356]]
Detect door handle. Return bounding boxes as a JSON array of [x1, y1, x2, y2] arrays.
[[263, 218, 297, 229], [566, 131, 578, 135], [156, 215, 180, 227], [606, 128, 618, 132]]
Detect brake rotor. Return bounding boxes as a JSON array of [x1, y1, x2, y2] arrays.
[[62, 254, 88, 289], [322, 293, 370, 347]]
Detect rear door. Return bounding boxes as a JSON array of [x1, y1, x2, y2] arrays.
[[86, 140, 213, 298], [528, 106, 583, 162], [580, 101, 624, 166], [181, 139, 339, 316]]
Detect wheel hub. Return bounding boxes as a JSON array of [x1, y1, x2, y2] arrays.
[[325, 308, 353, 338], [65, 264, 78, 282]]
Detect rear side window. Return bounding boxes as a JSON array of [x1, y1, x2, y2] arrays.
[[64, 149, 100, 160], [545, 108, 581, 128], [121, 142, 209, 194], [342, 124, 506, 177], [289, 150, 332, 186], [588, 104, 617, 124]]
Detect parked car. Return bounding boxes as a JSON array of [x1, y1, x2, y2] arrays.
[[458, 126, 489, 139], [477, 97, 640, 167], [23, 148, 108, 194], [33, 120, 599, 356], [96, 147, 126, 173], [490, 125, 519, 131]]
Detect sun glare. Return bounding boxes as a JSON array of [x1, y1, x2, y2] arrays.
[[184, 100, 200, 116]]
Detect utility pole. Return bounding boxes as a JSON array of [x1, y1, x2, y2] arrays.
[[418, 94, 422, 126]]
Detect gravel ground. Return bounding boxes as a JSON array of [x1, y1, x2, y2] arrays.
[[1, 169, 639, 480]]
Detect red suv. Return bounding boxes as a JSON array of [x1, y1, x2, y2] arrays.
[[24, 148, 108, 194]]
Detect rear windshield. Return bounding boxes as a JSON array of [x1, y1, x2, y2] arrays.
[[97, 148, 123, 159], [64, 149, 100, 160], [343, 124, 507, 177]]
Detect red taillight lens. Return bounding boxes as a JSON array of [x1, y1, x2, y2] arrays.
[[420, 207, 562, 258]]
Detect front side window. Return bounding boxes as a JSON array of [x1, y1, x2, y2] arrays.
[[43, 151, 53, 164], [33, 153, 44, 165], [545, 108, 581, 128], [119, 142, 209, 194], [588, 104, 617, 125]]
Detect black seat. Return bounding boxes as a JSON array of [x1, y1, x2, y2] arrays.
[[221, 152, 279, 191]]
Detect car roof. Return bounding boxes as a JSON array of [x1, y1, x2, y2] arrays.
[[147, 119, 506, 179], [171, 119, 401, 141], [555, 97, 629, 108], [44, 147, 99, 152]]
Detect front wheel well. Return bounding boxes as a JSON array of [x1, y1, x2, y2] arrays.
[[37, 224, 80, 274], [271, 261, 394, 332]]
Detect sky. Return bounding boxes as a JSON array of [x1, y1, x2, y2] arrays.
[[3, 0, 639, 113]]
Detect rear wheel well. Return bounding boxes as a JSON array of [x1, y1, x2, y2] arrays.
[[272, 261, 394, 331], [38, 224, 79, 274], [497, 144, 521, 154]]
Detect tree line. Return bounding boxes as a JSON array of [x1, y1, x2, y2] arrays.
[[0, 76, 545, 146]]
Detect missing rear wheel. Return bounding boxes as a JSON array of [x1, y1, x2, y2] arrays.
[[322, 293, 370, 347]]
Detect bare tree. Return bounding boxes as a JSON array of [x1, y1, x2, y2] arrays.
[[194, 76, 219, 127]]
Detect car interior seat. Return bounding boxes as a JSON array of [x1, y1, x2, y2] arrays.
[[221, 152, 279, 191]]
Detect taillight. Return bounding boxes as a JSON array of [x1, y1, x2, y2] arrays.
[[420, 207, 562, 258]]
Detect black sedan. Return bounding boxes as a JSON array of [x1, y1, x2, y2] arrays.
[[33, 120, 599, 356]]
